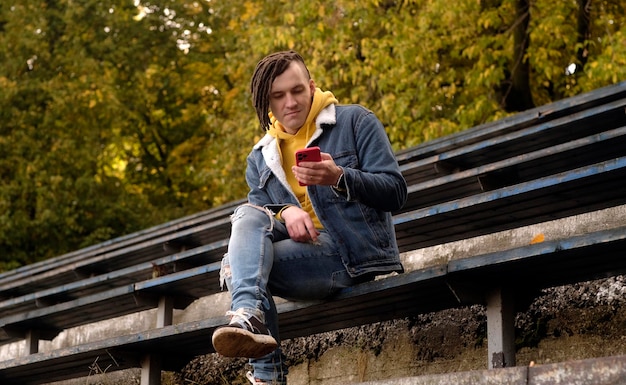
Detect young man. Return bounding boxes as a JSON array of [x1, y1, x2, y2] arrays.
[[212, 50, 407, 385]]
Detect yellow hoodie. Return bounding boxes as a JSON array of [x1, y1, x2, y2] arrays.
[[267, 88, 338, 229]]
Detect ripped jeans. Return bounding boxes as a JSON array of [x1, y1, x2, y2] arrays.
[[220, 203, 369, 383]]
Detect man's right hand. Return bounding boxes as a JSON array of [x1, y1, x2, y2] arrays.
[[281, 206, 320, 243]]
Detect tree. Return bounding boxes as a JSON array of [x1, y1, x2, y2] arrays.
[[1, 0, 624, 271]]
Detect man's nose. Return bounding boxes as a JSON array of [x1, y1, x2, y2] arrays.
[[285, 93, 297, 107]]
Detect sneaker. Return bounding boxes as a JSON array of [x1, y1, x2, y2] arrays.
[[212, 308, 278, 358], [246, 371, 268, 384], [246, 371, 285, 385]]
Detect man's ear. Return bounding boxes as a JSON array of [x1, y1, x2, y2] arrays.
[[309, 79, 316, 94]]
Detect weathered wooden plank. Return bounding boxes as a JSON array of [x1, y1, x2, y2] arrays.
[[0, 199, 235, 282], [401, 125, 626, 212], [447, 225, 626, 290], [0, 263, 221, 344], [278, 266, 455, 338], [0, 239, 228, 318], [0, 200, 241, 296], [395, 157, 626, 251], [398, 97, 626, 187], [394, 80, 626, 164], [0, 316, 228, 385], [0, 215, 233, 299]]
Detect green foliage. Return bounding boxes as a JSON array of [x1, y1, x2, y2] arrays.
[[0, 0, 625, 271]]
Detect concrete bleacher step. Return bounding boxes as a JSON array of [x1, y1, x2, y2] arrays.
[[353, 354, 626, 385]]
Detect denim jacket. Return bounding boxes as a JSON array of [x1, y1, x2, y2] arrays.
[[245, 104, 407, 277]]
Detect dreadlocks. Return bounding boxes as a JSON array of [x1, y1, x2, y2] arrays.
[[250, 50, 311, 131]]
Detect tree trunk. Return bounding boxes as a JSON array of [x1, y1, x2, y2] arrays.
[[576, 0, 592, 72], [504, 0, 534, 112]]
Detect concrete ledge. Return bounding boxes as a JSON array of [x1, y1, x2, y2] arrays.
[[355, 354, 626, 385]]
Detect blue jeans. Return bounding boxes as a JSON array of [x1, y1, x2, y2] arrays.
[[220, 203, 371, 383]]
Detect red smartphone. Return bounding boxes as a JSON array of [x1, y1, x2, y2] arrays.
[[295, 147, 322, 186]]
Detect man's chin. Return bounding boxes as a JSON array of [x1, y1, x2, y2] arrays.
[[282, 119, 305, 133]]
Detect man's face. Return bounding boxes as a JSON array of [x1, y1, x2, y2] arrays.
[[269, 61, 316, 134]]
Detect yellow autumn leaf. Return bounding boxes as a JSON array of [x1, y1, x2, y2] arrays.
[[530, 234, 545, 244]]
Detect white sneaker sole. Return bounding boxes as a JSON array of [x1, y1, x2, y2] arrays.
[[212, 326, 278, 358]]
